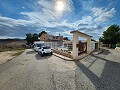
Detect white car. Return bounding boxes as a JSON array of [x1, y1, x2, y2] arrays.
[[57, 46, 68, 51], [38, 46, 52, 56]]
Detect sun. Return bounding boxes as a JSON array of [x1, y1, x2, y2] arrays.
[[55, 1, 64, 12]]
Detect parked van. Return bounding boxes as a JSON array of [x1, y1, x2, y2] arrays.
[[33, 41, 44, 51]]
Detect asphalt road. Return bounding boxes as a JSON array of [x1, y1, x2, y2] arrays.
[[0, 49, 120, 90]]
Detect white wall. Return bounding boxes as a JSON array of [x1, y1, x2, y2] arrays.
[[44, 41, 63, 49], [91, 41, 95, 51]]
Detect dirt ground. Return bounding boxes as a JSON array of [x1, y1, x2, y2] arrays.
[[0, 50, 23, 64]]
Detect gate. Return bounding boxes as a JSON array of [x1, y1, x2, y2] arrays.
[[77, 41, 87, 55]]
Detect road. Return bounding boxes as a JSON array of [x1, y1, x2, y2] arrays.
[[0, 49, 120, 90]]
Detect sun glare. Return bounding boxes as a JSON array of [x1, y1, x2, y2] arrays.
[[55, 1, 64, 12]]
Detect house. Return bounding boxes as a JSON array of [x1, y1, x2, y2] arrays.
[[40, 34, 63, 48], [40, 34, 63, 41], [91, 39, 99, 51]]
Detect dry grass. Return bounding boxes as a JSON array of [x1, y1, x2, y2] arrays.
[[0, 41, 28, 52], [0, 49, 25, 65], [12, 50, 25, 56]]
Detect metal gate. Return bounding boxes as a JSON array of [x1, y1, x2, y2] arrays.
[[77, 41, 87, 55]]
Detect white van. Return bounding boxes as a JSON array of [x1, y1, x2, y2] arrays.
[[33, 41, 44, 51]]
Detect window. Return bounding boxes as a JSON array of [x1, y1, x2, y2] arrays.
[[43, 46, 50, 49], [36, 44, 41, 47]]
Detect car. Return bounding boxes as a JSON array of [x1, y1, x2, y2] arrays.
[[57, 46, 68, 51], [38, 46, 52, 56]]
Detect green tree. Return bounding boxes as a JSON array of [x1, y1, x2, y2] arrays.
[[32, 33, 39, 41], [39, 31, 47, 37], [26, 33, 39, 45], [26, 33, 33, 45], [63, 37, 69, 41], [100, 24, 120, 44]]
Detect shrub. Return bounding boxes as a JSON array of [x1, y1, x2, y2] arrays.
[[116, 43, 120, 47]]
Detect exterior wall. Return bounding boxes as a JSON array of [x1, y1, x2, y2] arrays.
[[48, 35, 54, 40], [44, 42, 57, 48], [40, 34, 63, 41], [40, 34, 48, 41], [44, 41, 63, 49], [91, 41, 95, 51], [72, 33, 79, 59], [99, 42, 103, 48], [87, 37, 91, 54], [57, 41, 63, 47], [57, 36, 63, 40]]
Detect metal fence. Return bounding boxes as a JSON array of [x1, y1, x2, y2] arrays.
[[44, 41, 63, 49]]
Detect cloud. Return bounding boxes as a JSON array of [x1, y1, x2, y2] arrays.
[[74, 16, 93, 29], [37, 0, 73, 13], [0, 36, 24, 39], [0, 15, 35, 27], [77, 25, 102, 32], [92, 7, 116, 23], [21, 10, 56, 27], [81, 0, 94, 11], [0, 0, 116, 40], [53, 30, 72, 37], [20, 0, 74, 28], [77, 24, 88, 27], [36, 28, 50, 33]]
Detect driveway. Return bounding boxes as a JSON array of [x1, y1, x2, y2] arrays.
[[0, 49, 120, 90]]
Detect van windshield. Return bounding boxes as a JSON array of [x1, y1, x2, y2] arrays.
[[36, 44, 41, 47], [43, 47, 50, 49]]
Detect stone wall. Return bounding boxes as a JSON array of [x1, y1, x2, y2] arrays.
[[53, 49, 73, 59]]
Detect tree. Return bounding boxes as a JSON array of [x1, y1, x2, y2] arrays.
[[100, 24, 120, 44], [63, 37, 69, 41], [32, 33, 39, 41], [26, 33, 33, 45], [39, 31, 47, 37], [26, 33, 39, 45]]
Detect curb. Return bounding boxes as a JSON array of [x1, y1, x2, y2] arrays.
[[53, 53, 74, 61]]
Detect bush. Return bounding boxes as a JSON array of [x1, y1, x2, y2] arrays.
[[110, 44, 116, 49], [116, 43, 120, 47], [102, 44, 109, 47]]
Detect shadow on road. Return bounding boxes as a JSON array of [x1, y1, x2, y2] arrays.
[[100, 48, 111, 55], [35, 53, 52, 60], [75, 53, 120, 90]]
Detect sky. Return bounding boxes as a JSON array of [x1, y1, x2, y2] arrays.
[[0, 0, 120, 40]]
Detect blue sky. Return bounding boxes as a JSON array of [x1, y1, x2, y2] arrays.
[[0, 0, 120, 40]]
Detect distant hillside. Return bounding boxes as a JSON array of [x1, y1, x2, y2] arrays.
[[0, 39, 27, 51], [0, 38, 26, 42], [0, 39, 26, 45]]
